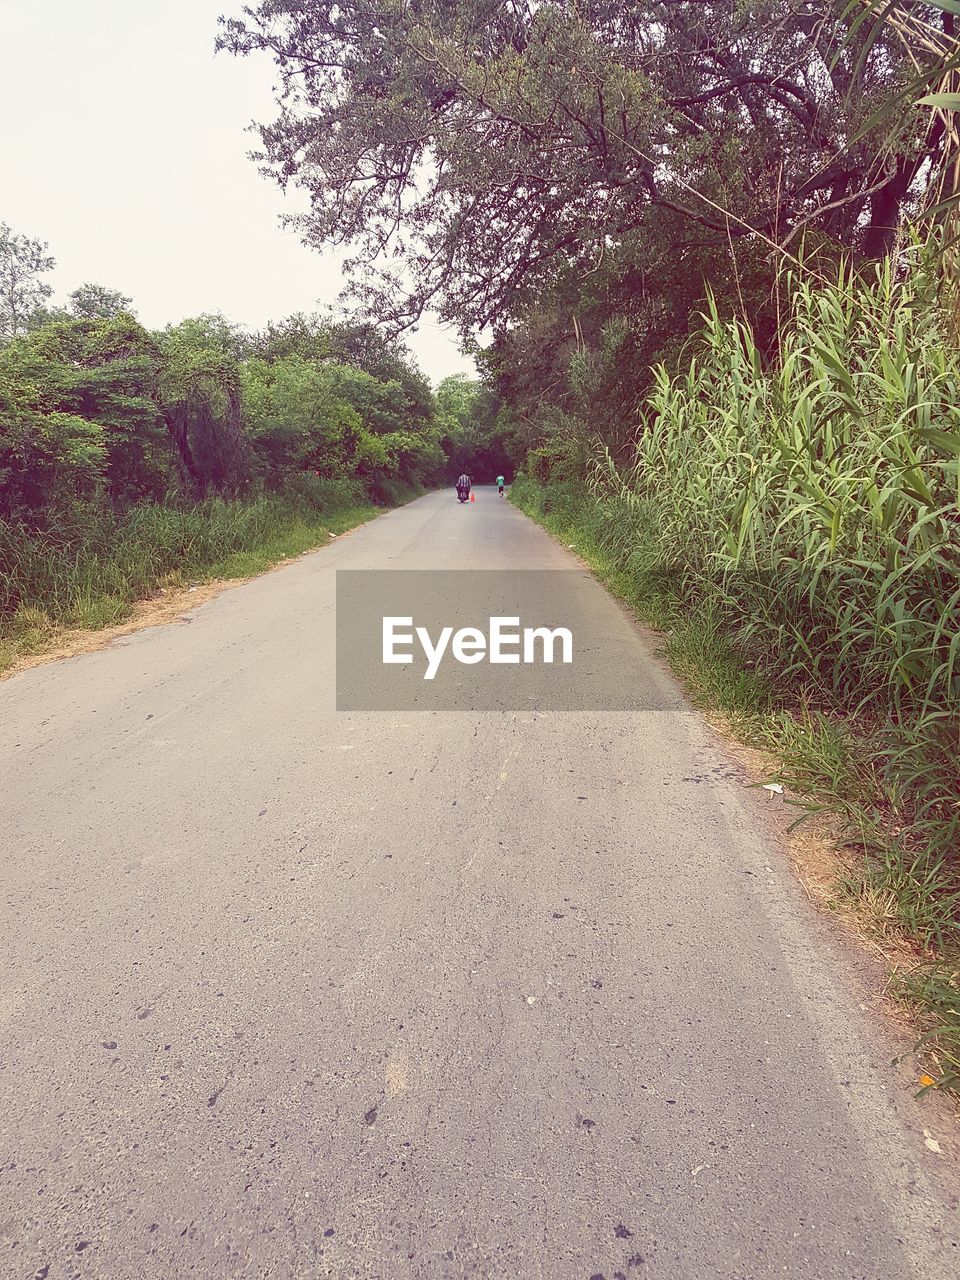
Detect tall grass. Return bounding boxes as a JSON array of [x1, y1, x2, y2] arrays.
[[604, 256, 958, 925], [610, 259, 959, 745], [516, 252, 960, 1085], [0, 476, 377, 668]]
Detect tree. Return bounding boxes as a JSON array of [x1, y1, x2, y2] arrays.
[[436, 373, 513, 479], [0, 366, 106, 523], [256, 313, 436, 431], [0, 222, 55, 341], [165, 312, 251, 360], [0, 314, 171, 509], [256, 312, 332, 365], [242, 353, 358, 482], [158, 318, 249, 498], [219, 1, 940, 336], [25, 304, 71, 331], [69, 282, 135, 320]]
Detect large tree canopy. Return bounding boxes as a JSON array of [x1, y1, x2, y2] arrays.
[[218, 1, 942, 333]]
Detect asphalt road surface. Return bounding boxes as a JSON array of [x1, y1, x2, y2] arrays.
[[1, 488, 957, 1280]]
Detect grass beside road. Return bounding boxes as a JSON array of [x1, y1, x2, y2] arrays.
[[0, 478, 399, 675], [511, 474, 960, 1096]]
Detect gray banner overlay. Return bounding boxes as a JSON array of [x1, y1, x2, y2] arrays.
[[336, 570, 673, 711]]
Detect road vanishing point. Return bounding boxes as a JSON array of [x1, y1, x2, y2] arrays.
[[1, 489, 957, 1279]]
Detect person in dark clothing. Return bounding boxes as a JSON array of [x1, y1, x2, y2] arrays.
[[456, 472, 471, 501]]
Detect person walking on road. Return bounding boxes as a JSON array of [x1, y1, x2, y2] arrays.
[[497, 473, 505, 497]]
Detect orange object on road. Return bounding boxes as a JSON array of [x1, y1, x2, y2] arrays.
[[470, 492, 476, 501]]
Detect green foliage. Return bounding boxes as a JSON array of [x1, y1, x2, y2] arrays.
[[242, 354, 352, 480], [158, 317, 249, 499], [524, 437, 583, 488], [436, 373, 517, 479], [0, 286, 466, 535], [0, 367, 106, 516], [610, 257, 960, 770], [0, 315, 170, 514], [0, 230, 496, 656], [255, 314, 436, 427], [0, 230, 491, 639]]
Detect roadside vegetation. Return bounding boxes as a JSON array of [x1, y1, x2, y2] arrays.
[[511, 249, 960, 1088], [0, 485, 377, 671], [0, 240, 506, 672]]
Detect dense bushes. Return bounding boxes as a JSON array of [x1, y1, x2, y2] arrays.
[[0, 307, 496, 653]]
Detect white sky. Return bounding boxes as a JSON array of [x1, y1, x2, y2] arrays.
[[0, 0, 474, 384]]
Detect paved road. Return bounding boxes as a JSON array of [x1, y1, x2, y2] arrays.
[[1, 489, 956, 1280]]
